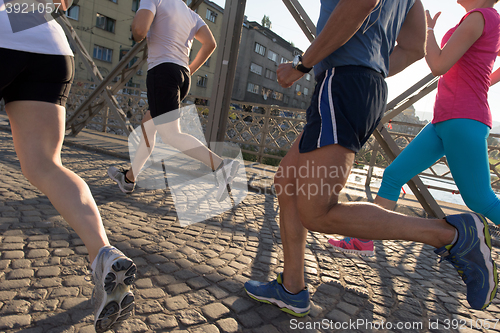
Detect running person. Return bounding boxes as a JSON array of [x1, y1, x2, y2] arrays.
[[244, 0, 498, 314], [0, 2, 136, 332], [332, 0, 500, 258], [108, 0, 239, 201]]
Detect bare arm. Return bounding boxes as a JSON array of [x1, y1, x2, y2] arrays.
[[491, 50, 500, 86], [131, 9, 155, 42], [277, 0, 379, 88], [425, 11, 484, 76], [189, 25, 216, 75], [387, 0, 426, 77]]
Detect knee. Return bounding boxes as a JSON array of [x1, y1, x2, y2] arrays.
[[20, 158, 58, 188]]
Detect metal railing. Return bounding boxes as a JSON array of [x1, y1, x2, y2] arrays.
[[24, 81, 500, 193]]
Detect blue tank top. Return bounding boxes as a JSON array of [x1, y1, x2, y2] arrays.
[[314, 0, 416, 77]]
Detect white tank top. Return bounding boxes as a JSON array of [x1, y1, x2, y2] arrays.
[[0, 0, 73, 56]]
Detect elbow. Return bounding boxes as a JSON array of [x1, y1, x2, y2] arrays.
[[209, 39, 216, 52]]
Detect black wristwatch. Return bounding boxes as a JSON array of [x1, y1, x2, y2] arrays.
[[292, 55, 312, 74]]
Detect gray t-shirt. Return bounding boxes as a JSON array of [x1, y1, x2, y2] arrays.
[[138, 0, 206, 71]]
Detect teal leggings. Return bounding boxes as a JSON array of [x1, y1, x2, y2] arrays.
[[378, 118, 500, 225]]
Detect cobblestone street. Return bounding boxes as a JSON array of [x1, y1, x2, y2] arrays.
[[0, 129, 499, 333]]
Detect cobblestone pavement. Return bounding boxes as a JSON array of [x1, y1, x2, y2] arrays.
[[0, 129, 499, 333]]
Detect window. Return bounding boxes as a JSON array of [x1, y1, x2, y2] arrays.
[[262, 87, 273, 100], [305, 73, 311, 81], [254, 43, 265, 56], [304, 87, 309, 96], [301, 101, 306, 109], [206, 9, 217, 23], [204, 57, 210, 67], [250, 63, 262, 75], [272, 91, 283, 101], [109, 0, 117, 3], [93, 45, 113, 62], [268, 50, 278, 62], [265, 69, 276, 81], [292, 99, 298, 106], [65, 5, 79, 20], [284, 95, 289, 104], [197, 76, 208, 87], [96, 14, 115, 33], [247, 83, 260, 94], [280, 57, 289, 64], [132, 0, 140, 12], [295, 84, 301, 92]]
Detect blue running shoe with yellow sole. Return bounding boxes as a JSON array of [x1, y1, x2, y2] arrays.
[[244, 272, 310, 317], [435, 213, 498, 310]]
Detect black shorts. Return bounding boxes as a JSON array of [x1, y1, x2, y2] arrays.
[[0, 47, 74, 107], [299, 66, 388, 154], [147, 62, 191, 124]]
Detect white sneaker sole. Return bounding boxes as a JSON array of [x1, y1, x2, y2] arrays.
[[94, 257, 136, 333]]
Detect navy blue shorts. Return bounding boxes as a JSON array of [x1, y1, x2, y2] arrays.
[[299, 66, 387, 154]]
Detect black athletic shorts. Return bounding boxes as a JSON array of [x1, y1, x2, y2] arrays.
[[299, 66, 388, 154], [0, 47, 74, 107], [147, 62, 191, 124]]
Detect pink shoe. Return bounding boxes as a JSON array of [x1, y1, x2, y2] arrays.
[[328, 237, 374, 256]]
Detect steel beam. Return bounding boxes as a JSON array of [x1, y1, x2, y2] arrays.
[[205, 0, 246, 151]]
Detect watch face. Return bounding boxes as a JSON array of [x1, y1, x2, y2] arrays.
[[293, 55, 299, 67]]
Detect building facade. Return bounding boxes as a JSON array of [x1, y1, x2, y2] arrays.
[[65, 0, 223, 93], [231, 20, 315, 109]]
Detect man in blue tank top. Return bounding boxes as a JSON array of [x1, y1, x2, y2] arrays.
[[244, 0, 498, 314]]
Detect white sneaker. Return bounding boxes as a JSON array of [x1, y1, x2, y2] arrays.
[[108, 166, 135, 194], [214, 159, 241, 202], [92, 246, 136, 333]]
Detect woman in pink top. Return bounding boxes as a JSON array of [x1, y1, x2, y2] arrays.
[[331, 0, 500, 255]]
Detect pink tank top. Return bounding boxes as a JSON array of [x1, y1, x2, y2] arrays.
[[432, 8, 500, 128]]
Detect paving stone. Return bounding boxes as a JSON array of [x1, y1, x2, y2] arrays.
[[191, 324, 220, 333], [167, 283, 191, 295], [147, 313, 178, 330], [135, 299, 163, 314], [222, 296, 253, 313], [1, 300, 31, 314], [216, 318, 241, 333], [27, 249, 50, 259], [0, 278, 30, 290], [61, 297, 89, 310], [201, 302, 230, 320], [3, 250, 25, 259], [176, 309, 207, 326], [33, 277, 63, 288], [36, 266, 61, 277], [165, 295, 189, 311], [49, 287, 79, 298], [17, 289, 47, 300], [0, 314, 31, 330], [32, 299, 59, 312], [114, 318, 149, 332], [137, 288, 165, 299], [7, 268, 34, 279]]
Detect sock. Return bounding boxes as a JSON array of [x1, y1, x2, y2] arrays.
[[449, 229, 458, 246], [282, 283, 299, 295], [123, 170, 134, 183]]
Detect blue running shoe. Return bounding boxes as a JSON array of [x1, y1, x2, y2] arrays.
[[435, 213, 498, 310], [244, 273, 310, 317]]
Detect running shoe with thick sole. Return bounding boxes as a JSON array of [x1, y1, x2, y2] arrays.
[[244, 272, 310, 317], [435, 213, 498, 310], [328, 237, 374, 256], [214, 159, 241, 202], [108, 166, 135, 194], [92, 246, 137, 333]]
